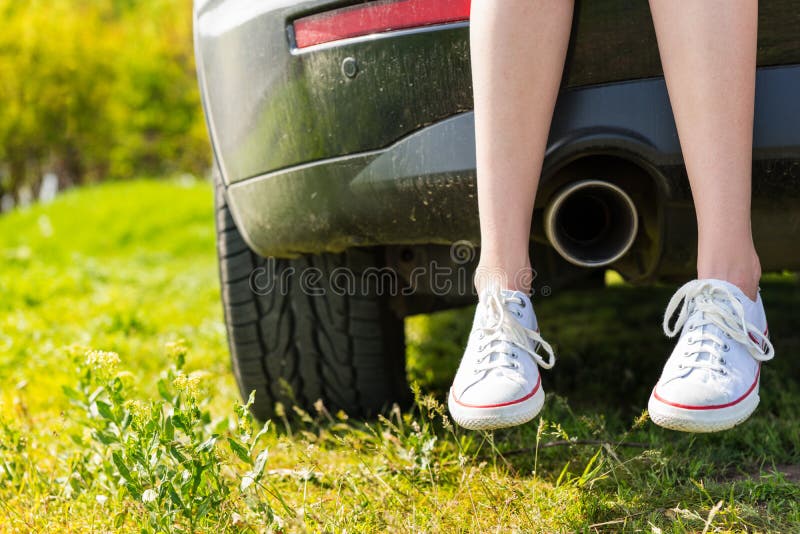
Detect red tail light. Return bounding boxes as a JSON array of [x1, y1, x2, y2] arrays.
[[293, 0, 471, 49]]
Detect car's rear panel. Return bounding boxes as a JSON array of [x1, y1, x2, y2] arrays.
[[195, 0, 800, 184], [195, 0, 800, 288]]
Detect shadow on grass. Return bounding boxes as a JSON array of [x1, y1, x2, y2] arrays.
[[409, 276, 800, 412], [406, 276, 800, 508]]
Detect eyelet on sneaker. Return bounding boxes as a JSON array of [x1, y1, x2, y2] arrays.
[[687, 337, 695, 344], [688, 324, 696, 331], [478, 332, 485, 340], [723, 343, 730, 352], [511, 352, 518, 359], [514, 311, 522, 318], [519, 299, 526, 308]]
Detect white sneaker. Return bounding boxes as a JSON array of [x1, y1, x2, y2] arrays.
[[649, 279, 774, 433], [448, 286, 556, 430]]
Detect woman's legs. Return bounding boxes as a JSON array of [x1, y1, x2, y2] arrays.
[[448, 0, 573, 431], [649, 0, 761, 299], [471, 0, 574, 294], [647, 1, 772, 433]]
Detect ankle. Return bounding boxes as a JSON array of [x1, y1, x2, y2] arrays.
[[697, 250, 762, 300], [474, 258, 533, 294]]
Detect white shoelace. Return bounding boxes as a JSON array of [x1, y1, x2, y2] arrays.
[[474, 287, 556, 377], [663, 280, 774, 373]]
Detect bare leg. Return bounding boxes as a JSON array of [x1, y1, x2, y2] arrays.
[[471, 0, 574, 293], [650, 0, 761, 299]]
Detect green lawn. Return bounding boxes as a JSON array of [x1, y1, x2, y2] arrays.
[[1, 179, 799, 532]]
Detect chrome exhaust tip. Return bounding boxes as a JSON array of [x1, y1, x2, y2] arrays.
[[544, 179, 639, 268]]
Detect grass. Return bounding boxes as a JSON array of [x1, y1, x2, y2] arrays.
[[1, 178, 800, 532]]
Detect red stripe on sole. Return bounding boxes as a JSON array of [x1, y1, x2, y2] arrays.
[[450, 374, 541, 409], [653, 325, 769, 411], [653, 365, 760, 411]]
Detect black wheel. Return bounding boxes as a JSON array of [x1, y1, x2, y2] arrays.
[[214, 169, 411, 421]]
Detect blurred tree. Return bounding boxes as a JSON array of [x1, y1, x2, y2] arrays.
[[0, 0, 209, 201]]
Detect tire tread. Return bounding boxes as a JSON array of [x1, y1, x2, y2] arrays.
[[214, 168, 410, 420]]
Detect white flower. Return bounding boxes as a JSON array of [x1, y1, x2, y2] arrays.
[[141, 489, 158, 503], [85, 350, 121, 370], [95, 494, 108, 505]]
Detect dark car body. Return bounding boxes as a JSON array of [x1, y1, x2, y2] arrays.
[[195, 0, 800, 419], [196, 0, 800, 299]]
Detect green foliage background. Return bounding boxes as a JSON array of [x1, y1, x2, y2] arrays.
[[0, 0, 209, 198]]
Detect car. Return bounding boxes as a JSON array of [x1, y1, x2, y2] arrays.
[[193, 0, 800, 421]]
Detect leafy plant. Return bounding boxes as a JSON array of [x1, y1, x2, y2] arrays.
[[62, 343, 283, 532]]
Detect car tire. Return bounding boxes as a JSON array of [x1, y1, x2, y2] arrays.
[[214, 168, 412, 421]]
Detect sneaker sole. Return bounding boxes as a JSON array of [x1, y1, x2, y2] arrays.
[[648, 387, 760, 433], [448, 386, 545, 431]]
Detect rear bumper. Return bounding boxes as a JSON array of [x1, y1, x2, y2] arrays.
[[195, 0, 800, 184], [227, 64, 800, 279]]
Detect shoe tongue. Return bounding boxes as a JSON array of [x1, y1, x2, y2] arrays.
[[499, 289, 537, 329], [691, 281, 742, 362], [703, 278, 748, 299], [476, 290, 535, 372], [693, 322, 721, 364], [702, 278, 760, 313]]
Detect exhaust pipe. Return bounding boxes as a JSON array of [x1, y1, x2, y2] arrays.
[[544, 180, 639, 268]]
